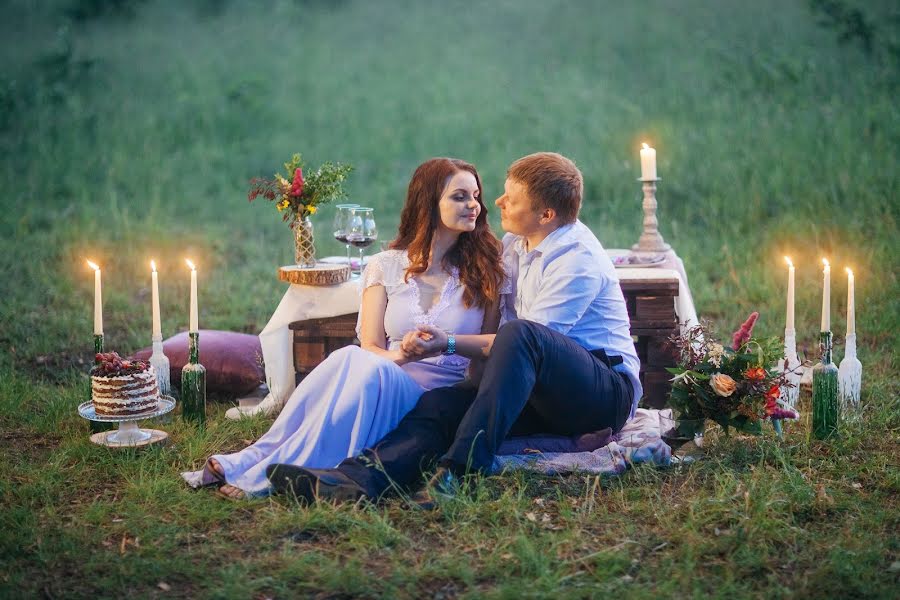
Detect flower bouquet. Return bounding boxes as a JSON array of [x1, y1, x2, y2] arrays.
[[248, 153, 353, 267], [666, 312, 798, 439], [248, 153, 353, 223]]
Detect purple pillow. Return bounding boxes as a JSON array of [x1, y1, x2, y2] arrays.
[[130, 330, 264, 397], [497, 428, 614, 456]]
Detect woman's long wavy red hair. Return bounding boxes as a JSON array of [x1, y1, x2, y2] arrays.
[[390, 158, 504, 309]]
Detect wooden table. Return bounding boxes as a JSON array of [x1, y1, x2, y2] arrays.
[[288, 272, 679, 409]]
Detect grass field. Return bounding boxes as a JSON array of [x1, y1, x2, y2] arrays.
[[1, 0, 898, 597]]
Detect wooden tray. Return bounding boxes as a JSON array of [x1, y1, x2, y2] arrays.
[[278, 263, 350, 286]]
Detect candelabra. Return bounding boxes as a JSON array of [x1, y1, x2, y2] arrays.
[[631, 178, 671, 254]]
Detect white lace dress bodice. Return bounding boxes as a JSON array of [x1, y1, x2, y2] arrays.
[[357, 249, 486, 390]]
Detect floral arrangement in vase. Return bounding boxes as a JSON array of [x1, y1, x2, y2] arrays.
[[666, 312, 798, 438], [247, 153, 353, 268]]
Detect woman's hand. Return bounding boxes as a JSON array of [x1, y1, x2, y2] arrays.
[[400, 328, 444, 360]]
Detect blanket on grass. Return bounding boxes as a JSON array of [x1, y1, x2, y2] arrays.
[[492, 408, 673, 475]]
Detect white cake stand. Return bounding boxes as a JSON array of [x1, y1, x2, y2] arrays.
[[78, 396, 175, 447]]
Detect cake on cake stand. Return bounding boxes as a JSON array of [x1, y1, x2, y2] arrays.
[[78, 395, 176, 448]]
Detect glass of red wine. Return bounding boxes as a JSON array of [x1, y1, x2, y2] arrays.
[[347, 207, 377, 276], [333, 204, 359, 269]]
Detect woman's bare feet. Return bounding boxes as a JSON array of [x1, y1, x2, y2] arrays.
[[207, 459, 245, 499], [208, 458, 225, 481], [218, 484, 245, 500]]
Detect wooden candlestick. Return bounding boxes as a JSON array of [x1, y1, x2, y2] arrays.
[[632, 178, 671, 253]]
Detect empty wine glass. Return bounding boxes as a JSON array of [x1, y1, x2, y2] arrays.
[[333, 204, 359, 268], [347, 207, 377, 275]]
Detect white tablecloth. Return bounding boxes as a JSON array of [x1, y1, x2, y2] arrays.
[[257, 252, 699, 410]]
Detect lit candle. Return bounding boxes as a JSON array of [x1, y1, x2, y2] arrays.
[[821, 258, 831, 332], [784, 256, 795, 331], [640, 143, 657, 180], [151, 260, 162, 338], [86, 260, 102, 335], [845, 267, 855, 335], [186, 259, 198, 333]]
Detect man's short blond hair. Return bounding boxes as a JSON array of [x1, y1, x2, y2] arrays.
[[507, 152, 583, 224]]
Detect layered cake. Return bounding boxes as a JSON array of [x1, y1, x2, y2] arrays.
[[91, 352, 160, 416]]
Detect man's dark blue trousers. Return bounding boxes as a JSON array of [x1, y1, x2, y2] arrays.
[[335, 319, 634, 497]]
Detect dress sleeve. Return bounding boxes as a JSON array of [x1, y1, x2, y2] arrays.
[[358, 252, 389, 296]]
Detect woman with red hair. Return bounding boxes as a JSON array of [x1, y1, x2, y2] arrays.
[[184, 158, 506, 498]]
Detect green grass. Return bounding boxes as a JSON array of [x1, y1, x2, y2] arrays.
[[1, 0, 898, 597]]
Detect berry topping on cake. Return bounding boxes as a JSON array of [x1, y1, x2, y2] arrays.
[[91, 352, 151, 377]]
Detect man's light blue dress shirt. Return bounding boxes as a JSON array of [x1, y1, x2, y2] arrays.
[[499, 220, 643, 418]]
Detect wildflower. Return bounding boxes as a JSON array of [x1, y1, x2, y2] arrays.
[[745, 367, 766, 381], [275, 173, 289, 189], [710, 373, 737, 397], [765, 384, 797, 419], [708, 343, 725, 368], [291, 167, 305, 197], [308, 205, 317, 215], [732, 312, 759, 350]]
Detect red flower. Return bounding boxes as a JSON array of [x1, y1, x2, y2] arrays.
[[290, 168, 305, 197], [745, 367, 767, 381], [764, 384, 781, 416], [732, 311, 759, 350]]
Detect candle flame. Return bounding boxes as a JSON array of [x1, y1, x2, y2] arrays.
[[641, 143, 650, 150], [86, 260, 100, 271], [846, 267, 853, 277], [185, 259, 196, 270], [784, 256, 793, 268], [822, 258, 830, 269], [150, 260, 157, 273]]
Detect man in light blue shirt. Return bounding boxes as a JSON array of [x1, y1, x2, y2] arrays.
[[269, 153, 642, 507], [500, 221, 643, 418]]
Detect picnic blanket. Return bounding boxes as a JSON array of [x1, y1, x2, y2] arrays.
[[492, 408, 673, 475]]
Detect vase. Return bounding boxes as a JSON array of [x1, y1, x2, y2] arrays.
[[812, 331, 839, 439], [181, 332, 206, 427], [293, 215, 316, 269]]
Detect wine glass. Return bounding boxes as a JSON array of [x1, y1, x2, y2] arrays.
[[332, 204, 359, 268], [347, 207, 377, 275]]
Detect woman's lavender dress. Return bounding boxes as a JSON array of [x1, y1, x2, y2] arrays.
[[182, 250, 487, 496]]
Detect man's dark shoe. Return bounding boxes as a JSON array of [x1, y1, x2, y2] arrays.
[[411, 466, 460, 510], [266, 464, 368, 504]]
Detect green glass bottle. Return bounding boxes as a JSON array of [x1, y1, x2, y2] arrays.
[[812, 331, 839, 439], [90, 334, 113, 433], [181, 332, 206, 426]]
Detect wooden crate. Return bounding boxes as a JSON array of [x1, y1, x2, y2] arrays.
[[289, 313, 359, 383], [621, 278, 679, 409], [289, 278, 679, 407]]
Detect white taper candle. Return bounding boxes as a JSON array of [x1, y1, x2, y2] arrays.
[[186, 259, 198, 333], [821, 258, 831, 332], [87, 260, 102, 335], [640, 143, 657, 180], [785, 256, 795, 331], [151, 260, 161, 338], [846, 268, 855, 335]]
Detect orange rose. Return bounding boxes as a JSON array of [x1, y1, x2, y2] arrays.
[[710, 373, 737, 397]]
